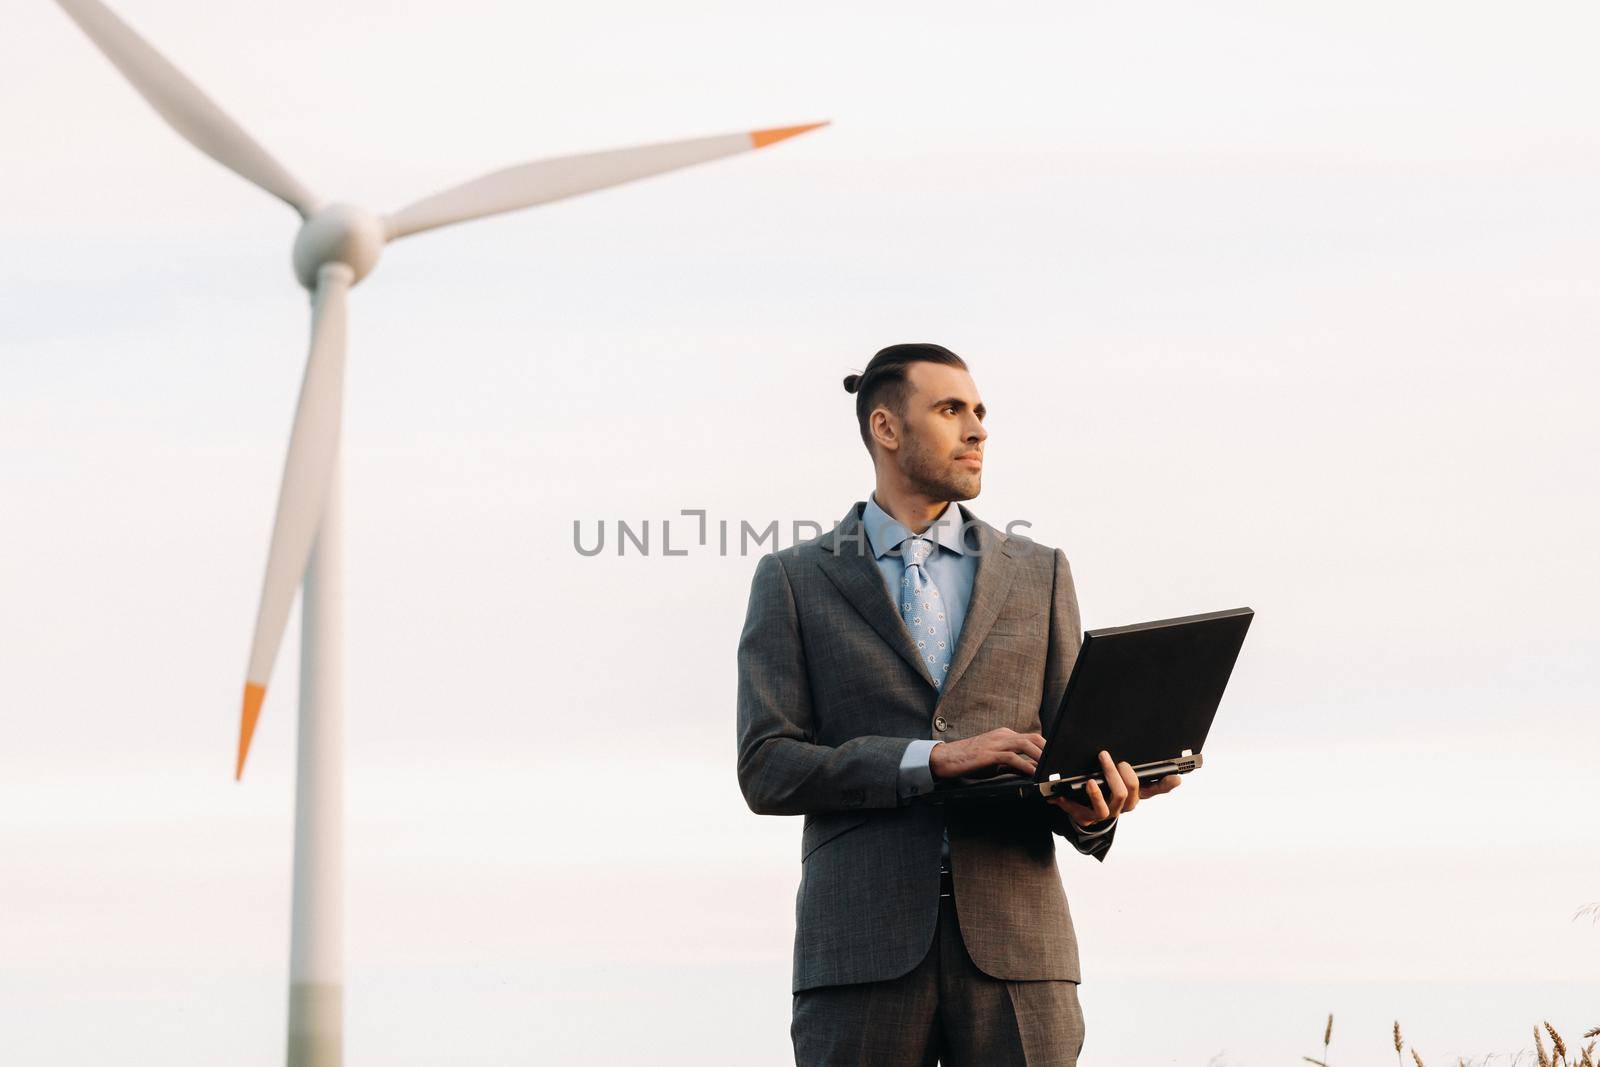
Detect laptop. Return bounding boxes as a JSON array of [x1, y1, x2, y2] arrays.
[[922, 606, 1254, 804]]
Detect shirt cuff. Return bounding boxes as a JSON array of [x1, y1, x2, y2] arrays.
[[897, 739, 940, 801], [1072, 815, 1117, 837]]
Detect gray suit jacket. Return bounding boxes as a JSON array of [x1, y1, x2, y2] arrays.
[[736, 500, 1116, 994]]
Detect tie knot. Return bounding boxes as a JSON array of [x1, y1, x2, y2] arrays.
[[903, 536, 934, 566]]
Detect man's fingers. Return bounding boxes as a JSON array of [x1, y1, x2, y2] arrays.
[[1139, 774, 1183, 799], [1048, 795, 1104, 830], [1100, 763, 1128, 814], [1084, 779, 1111, 820], [1003, 753, 1037, 775], [982, 734, 1041, 765], [1097, 750, 1129, 815], [986, 730, 1046, 763], [1117, 760, 1140, 812]]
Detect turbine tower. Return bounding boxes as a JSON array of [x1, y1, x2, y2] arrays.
[[49, 1, 826, 1063]]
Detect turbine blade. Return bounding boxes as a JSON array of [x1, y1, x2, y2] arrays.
[[384, 121, 829, 241], [235, 264, 352, 780], [53, 0, 319, 217]]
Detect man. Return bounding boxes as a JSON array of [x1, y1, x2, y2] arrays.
[[735, 343, 1184, 1065]]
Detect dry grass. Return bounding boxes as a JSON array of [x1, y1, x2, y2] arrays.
[[1301, 1013, 1334, 1066], [1285, 907, 1600, 1065], [1299, 1016, 1599, 1067], [1547, 1024, 1570, 1063]]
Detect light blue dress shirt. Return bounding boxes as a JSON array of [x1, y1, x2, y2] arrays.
[[860, 493, 1116, 850]]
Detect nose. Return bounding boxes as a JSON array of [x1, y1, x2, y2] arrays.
[[966, 417, 988, 444]]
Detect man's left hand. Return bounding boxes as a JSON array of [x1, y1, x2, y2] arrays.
[[1045, 749, 1183, 830]]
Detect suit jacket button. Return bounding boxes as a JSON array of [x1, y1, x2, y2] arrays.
[[934, 715, 949, 732]]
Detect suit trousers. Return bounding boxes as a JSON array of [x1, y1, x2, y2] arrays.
[[790, 890, 1086, 1066]]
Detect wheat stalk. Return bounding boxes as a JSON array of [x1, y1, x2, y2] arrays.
[[1548, 1023, 1570, 1063], [1297, 1011, 1599, 1065], [1303, 1011, 1334, 1066]]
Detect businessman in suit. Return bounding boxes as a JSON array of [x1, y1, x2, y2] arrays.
[[735, 343, 1185, 1065]]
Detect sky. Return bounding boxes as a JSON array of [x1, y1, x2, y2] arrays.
[[2, 0, 1598, 1063]]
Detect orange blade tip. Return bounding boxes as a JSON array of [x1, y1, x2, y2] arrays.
[[235, 682, 266, 781], [751, 121, 830, 149]]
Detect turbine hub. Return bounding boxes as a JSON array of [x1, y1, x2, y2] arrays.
[[291, 203, 385, 290]]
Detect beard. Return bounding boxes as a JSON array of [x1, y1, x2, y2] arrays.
[[900, 424, 980, 502]]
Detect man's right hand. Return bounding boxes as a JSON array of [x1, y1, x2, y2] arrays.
[[929, 727, 1046, 780]]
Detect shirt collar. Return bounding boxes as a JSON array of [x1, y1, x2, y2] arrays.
[[862, 492, 968, 560]]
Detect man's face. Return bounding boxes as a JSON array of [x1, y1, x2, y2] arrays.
[[885, 362, 988, 501]]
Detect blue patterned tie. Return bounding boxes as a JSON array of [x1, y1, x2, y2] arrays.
[[899, 535, 952, 689]]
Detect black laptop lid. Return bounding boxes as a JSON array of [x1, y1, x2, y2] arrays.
[[1036, 607, 1253, 780]]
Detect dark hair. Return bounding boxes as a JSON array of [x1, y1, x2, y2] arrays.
[[843, 343, 968, 453]]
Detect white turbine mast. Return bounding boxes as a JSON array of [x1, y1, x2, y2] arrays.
[[50, 1, 826, 1063]]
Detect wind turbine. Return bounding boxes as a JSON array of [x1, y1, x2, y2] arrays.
[[49, 1, 826, 1062]]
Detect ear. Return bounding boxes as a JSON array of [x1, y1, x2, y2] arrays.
[[869, 406, 900, 453]]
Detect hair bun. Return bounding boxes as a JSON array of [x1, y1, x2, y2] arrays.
[[843, 372, 861, 393]]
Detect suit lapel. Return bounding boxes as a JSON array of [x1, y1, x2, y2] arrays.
[[939, 505, 1018, 701], [817, 502, 938, 689]]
